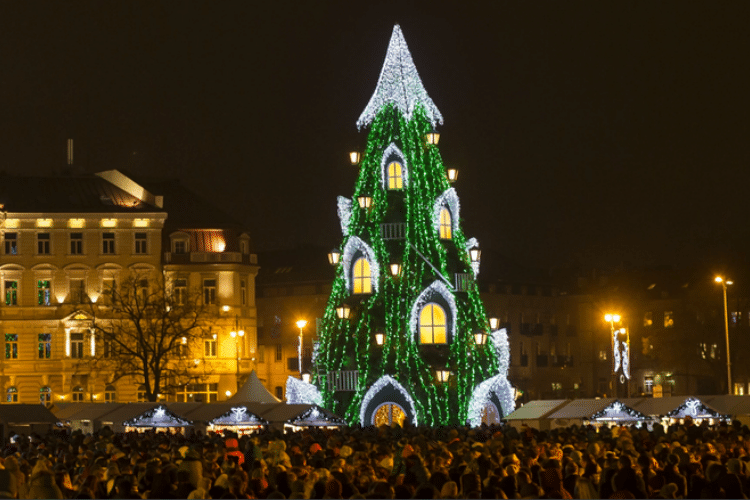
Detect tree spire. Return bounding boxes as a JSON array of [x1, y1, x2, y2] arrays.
[[357, 24, 444, 130]]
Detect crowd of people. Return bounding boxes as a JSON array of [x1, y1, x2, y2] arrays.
[[0, 415, 749, 499]]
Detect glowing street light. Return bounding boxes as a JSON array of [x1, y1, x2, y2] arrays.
[[296, 319, 308, 378], [715, 276, 734, 394]]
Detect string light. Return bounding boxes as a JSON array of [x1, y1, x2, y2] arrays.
[[337, 196, 353, 235], [286, 376, 323, 405], [122, 405, 191, 428]]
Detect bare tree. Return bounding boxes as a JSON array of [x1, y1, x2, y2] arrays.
[[81, 274, 213, 401]]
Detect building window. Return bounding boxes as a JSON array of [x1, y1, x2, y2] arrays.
[[173, 279, 187, 305], [6, 387, 18, 403], [204, 338, 217, 357], [276, 344, 282, 362], [644, 376, 654, 395], [39, 386, 51, 404], [174, 240, 187, 254], [37, 233, 50, 254], [203, 279, 217, 305], [102, 232, 115, 254], [104, 385, 116, 403], [137, 279, 148, 301], [176, 383, 218, 403], [69, 279, 86, 303], [598, 349, 607, 361], [643, 312, 653, 327], [664, 311, 674, 328], [103, 339, 117, 358], [37, 280, 51, 306], [419, 303, 447, 344], [5, 334, 18, 359], [70, 333, 84, 358], [275, 386, 283, 400], [134, 232, 148, 254], [519, 342, 528, 367], [352, 257, 372, 294], [4, 233, 17, 255], [38, 334, 51, 359], [258, 345, 265, 363], [731, 311, 741, 326], [72, 386, 85, 402], [240, 279, 247, 306], [137, 386, 147, 402], [102, 278, 116, 302], [70, 233, 83, 255], [5, 281, 18, 306], [439, 207, 452, 239], [387, 161, 404, 189], [734, 383, 745, 396]]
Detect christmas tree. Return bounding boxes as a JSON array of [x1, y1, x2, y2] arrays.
[[289, 25, 514, 427]]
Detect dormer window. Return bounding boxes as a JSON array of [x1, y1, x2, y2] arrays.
[[174, 241, 187, 254], [439, 207, 452, 239], [387, 162, 404, 189], [352, 257, 372, 294], [170, 232, 190, 254], [419, 303, 447, 344]]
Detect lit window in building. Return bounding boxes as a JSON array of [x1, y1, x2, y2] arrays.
[[352, 257, 372, 294], [37, 280, 51, 306], [70, 333, 84, 358], [439, 207, 452, 239], [5, 281, 18, 306], [137, 385, 147, 402], [37, 233, 50, 254], [102, 232, 115, 254], [276, 344, 282, 362], [664, 311, 674, 328], [419, 303, 447, 344], [598, 350, 607, 361], [275, 386, 283, 400], [644, 376, 654, 394], [204, 338, 217, 357], [72, 386, 85, 402], [734, 383, 745, 396], [173, 279, 187, 305], [203, 279, 217, 305], [134, 232, 148, 254], [174, 240, 187, 254], [6, 387, 17, 403], [731, 311, 741, 326], [70, 279, 86, 303], [387, 162, 404, 189], [105, 385, 116, 403], [38, 334, 51, 359], [4, 233, 17, 255], [70, 233, 83, 255], [5, 334, 18, 359], [39, 387, 51, 404], [643, 311, 653, 327], [240, 279, 247, 306]]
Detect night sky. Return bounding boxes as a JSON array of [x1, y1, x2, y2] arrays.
[[1, 2, 749, 272]]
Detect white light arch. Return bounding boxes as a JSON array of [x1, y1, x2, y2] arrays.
[[342, 236, 380, 294], [360, 375, 418, 426], [467, 374, 515, 427], [408, 281, 457, 344]]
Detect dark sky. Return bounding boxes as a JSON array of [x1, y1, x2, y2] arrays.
[[1, 1, 748, 272]]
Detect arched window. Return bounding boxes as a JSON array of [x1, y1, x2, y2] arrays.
[[387, 162, 404, 190], [72, 386, 85, 402], [105, 385, 116, 403], [39, 386, 51, 404], [352, 257, 372, 294], [374, 403, 406, 426], [6, 387, 17, 403], [419, 303, 447, 344], [439, 207, 452, 239]]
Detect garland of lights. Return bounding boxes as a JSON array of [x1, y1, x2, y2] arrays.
[[210, 407, 266, 425], [380, 143, 409, 189], [285, 376, 323, 406], [590, 401, 647, 421], [342, 236, 381, 293], [666, 397, 727, 420], [337, 196, 353, 235], [490, 329, 511, 375], [408, 281, 458, 344], [467, 374, 515, 427], [432, 188, 460, 238], [288, 405, 347, 427], [357, 25, 443, 130], [122, 405, 191, 427], [359, 375, 418, 426]]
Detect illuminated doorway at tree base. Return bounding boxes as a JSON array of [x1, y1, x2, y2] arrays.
[[373, 403, 406, 426]]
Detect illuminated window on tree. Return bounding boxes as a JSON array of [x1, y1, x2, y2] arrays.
[[374, 403, 406, 426], [439, 207, 452, 239], [353, 257, 372, 294], [387, 162, 404, 189], [419, 303, 447, 344]]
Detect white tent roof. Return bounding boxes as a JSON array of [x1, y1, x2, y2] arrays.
[[504, 400, 570, 421], [227, 370, 280, 404]]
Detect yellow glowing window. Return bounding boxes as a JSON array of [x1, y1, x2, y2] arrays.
[[374, 403, 406, 426], [420, 303, 447, 344], [353, 257, 372, 294], [387, 162, 404, 189], [439, 207, 452, 239]]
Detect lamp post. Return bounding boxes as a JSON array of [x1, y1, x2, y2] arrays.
[[230, 317, 245, 393], [715, 276, 733, 395], [296, 319, 308, 378], [605, 313, 621, 397]]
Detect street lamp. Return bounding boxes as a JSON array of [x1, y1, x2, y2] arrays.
[[230, 318, 245, 392], [296, 319, 308, 378], [715, 276, 734, 394], [604, 313, 621, 397]]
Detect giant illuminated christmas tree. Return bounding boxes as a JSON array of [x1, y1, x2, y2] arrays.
[[288, 25, 514, 427]]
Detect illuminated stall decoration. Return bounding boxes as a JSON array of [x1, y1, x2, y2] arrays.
[[342, 237, 381, 294], [433, 188, 460, 239], [337, 197, 353, 236], [408, 281, 457, 344], [285, 376, 323, 406], [360, 375, 418, 426], [380, 143, 409, 189], [465, 237, 480, 276], [208, 406, 267, 434], [122, 405, 191, 431], [467, 374, 515, 427], [286, 405, 347, 430], [666, 398, 728, 423], [590, 401, 647, 424]]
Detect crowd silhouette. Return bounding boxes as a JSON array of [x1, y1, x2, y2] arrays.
[[0, 415, 749, 499]]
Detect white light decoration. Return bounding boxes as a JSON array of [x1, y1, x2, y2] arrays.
[[90, 330, 95, 356], [490, 329, 510, 376], [65, 328, 71, 357], [210, 406, 265, 426], [408, 281, 457, 344], [666, 397, 728, 421], [591, 400, 647, 422], [357, 25, 443, 130], [465, 238, 480, 275], [285, 375, 323, 406], [467, 374, 516, 427], [342, 236, 381, 294], [360, 375, 418, 426], [433, 188, 460, 237], [622, 341, 630, 380], [380, 143, 408, 189], [337, 196, 353, 236], [123, 405, 191, 428], [287, 405, 347, 428], [613, 328, 621, 374]]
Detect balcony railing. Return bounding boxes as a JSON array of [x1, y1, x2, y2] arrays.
[[380, 223, 406, 240], [164, 252, 258, 265], [326, 370, 359, 392]]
